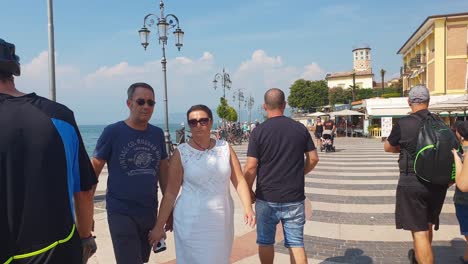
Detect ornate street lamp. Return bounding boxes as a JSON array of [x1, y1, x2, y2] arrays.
[[213, 68, 232, 99], [233, 88, 244, 122], [138, 0, 184, 154], [245, 95, 255, 124]]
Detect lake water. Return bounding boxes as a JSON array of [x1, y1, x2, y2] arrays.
[[79, 123, 182, 157]]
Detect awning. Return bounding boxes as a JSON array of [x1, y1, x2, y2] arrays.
[[368, 108, 411, 118]]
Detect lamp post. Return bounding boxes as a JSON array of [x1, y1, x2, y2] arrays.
[[138, 0, 184, 154], [47, 0, 56, 101], [245, 95, 255, 124], [233, 88, 244, 122], [213, 68, 232, 99]]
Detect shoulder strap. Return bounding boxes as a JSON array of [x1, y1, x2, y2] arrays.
[[409, 112, 431, 123]]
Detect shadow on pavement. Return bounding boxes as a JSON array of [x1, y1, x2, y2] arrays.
[[318, 239, 466, 264], [321, 249, 372, 264], [94, 194, 105, 202]]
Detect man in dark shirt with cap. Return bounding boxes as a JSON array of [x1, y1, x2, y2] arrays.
[[0, 38, 97, 263], [384, 85, 448, 264]]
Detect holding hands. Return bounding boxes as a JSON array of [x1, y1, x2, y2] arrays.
[[148, 226, 166, 246], [244, 208, 256, 228]]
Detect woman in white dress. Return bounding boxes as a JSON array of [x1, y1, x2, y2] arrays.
[[148, 105, 256, 264]]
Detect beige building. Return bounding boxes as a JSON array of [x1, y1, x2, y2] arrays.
[[398, 12, 468, 95], [326, 46, 374, 89]]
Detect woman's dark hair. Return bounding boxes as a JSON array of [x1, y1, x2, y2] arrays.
[[186, 104, 213, 120]]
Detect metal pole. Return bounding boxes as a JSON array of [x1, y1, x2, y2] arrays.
[[161, 44, 171, 154], [223, 78, 226, 99], [238, 94, 241, 122], [47, 0, 57, 101]]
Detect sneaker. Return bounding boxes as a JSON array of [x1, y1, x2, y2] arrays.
[[408, 249, 418, 264]]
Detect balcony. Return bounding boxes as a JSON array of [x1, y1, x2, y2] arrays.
[[409, 58, 418, 69], [415, 54, 426, 66]]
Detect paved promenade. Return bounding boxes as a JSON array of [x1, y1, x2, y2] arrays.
[[88, 137, 465, 263]]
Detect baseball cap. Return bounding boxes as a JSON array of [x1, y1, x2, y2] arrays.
[[408, 85, 430, 104], [456, 121, 468, 138], [0, 38, 20, 76]]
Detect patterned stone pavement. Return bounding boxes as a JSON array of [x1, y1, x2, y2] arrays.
[[90, 137, 466, 263], [289, 137, 465, 263]]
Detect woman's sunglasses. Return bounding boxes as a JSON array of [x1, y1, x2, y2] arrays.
[[188, 118, 210, 127], [135, 98, 155, 107]]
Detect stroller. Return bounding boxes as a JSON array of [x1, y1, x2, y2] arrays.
[[320, 130, 335, 152]]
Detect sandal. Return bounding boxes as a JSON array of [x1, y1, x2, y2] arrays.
[[408, 249, 418, 264]]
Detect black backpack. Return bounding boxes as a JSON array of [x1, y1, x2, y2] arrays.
[[412, 113, 459, 185]]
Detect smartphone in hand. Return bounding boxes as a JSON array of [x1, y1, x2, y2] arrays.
[[153, 239, 166, 253]]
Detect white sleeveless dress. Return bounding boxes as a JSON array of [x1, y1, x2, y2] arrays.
[[174, 140, 234, 264]]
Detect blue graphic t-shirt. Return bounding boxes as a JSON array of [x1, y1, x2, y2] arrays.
[[94, 121, 167, 215]]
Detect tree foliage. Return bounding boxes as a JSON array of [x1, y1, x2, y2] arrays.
[[226, 107, 238, 122], [288, 79, 329, 112], [216, 97, 230, 120], [217, 97, 238, 122]]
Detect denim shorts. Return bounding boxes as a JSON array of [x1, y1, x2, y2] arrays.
[[455, 203, 468, 236], [255, 199, 306, 248]]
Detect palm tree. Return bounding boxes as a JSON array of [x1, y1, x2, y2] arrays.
[[380, 69, 386, 96], [351, 71, 356, 101]]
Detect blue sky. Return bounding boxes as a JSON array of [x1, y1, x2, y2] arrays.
[[2, 0, 467, 124]]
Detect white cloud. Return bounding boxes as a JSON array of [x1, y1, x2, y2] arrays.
[[301, 63, 326, 80], [15, 49, 325, 124], [16, 51, 82, 98], [234, 50, 325, 104], [239, 50, 282, 71]]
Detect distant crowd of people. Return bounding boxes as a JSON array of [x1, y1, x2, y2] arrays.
[[4, 37, 468, 264]]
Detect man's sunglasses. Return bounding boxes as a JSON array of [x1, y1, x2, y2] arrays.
[[134, 98, 155, 107], [188, 118, 210, 127]]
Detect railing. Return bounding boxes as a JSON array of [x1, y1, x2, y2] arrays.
[[409, 58, 418, 69], [415, 54, 426, 65], [370, 128, 381, 138]]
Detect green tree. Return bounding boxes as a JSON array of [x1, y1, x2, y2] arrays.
[[216, 97, 230, 120], [226, 106, 238, 122], [380, 69, 386, 95], [288, 79, 329, 112], [328, 87, 352, 105], [356, 89, 374, 100]]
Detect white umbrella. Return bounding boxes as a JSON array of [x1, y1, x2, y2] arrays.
[[306, 111, 328, 117], [329, 109, 365, 116], [429, 95, 468, 113]]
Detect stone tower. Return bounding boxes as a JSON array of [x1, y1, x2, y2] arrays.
[[353, 46, 372, 72]]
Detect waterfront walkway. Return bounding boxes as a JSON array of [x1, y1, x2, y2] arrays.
[[89, 137, 464, 263]]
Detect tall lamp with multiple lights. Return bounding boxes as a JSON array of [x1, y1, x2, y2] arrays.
[[138, 0, 184, 153], [213, 68, 232, 99]]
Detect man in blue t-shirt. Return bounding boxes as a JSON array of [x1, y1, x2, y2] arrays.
[[92, 82, 169, 264], [244, 88, 319, 264]]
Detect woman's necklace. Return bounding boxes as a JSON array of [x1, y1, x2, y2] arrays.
[[192, 138, 212, 151]]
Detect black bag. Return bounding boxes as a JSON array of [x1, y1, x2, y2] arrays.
[[412, 113, 459, 185]]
